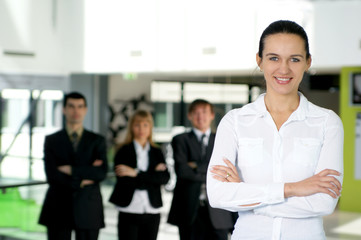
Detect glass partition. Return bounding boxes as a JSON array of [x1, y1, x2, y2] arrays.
[[150, 80, 261, 135], [0, 89, 63, 180]]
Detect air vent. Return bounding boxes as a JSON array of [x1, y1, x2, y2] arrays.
[[202, 47, 216, 55], [130, 51, 142, 57], [3, 50, 35, 57]]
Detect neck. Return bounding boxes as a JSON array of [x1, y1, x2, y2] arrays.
[[67, 122, 83, 132], [135, 138, 148, 148], [195, 127, 209, 134], [264, 92, 300, 114]]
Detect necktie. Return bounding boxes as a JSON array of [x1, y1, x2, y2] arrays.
[[200, 133, 208, 202], [71, 132, 79, 151], [200, 134, 207, 161]]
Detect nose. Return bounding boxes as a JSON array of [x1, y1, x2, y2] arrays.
[[279, 60, 290, 74]]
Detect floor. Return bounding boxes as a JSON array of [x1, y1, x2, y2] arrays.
[[1, 184, 361, 240]]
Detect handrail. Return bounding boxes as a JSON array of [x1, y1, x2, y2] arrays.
[[0, 172, 116, 193], [0, 90, 43, 167], [0, 178, 47, 193]]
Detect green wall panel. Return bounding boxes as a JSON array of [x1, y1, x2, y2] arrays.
[[339, 66, 361, 212], [0, 188, 45, 232]]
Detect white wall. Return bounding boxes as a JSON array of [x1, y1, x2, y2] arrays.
[[0, 0, 359, 76], [57, 0, 85, 74], [81, 0, 315, 74], [0, 0, 84, 75], [312, 0, 361, 70]]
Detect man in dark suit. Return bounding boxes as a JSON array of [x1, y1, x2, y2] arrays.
[[168, 99, 234, 240], [39, 92, 108, 240]]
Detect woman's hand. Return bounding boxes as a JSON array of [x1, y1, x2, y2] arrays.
[[211, 159, 261, 207], [285, 169, 342, 198], [115, 164, 138, 177], [210, 158, 241, 183]]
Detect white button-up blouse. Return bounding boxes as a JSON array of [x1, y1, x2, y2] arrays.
[[207, 93, 344, 240]]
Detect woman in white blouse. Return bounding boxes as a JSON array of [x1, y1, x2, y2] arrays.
[[207, 20, 343, 240]]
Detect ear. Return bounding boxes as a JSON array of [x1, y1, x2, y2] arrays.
[[187, 113, 192, 121], [306, 56, 312, 71], [256, 53, 262, 70], [211, 111, 215, 120]]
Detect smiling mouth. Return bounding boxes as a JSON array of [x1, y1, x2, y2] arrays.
[[275, 77, 292, 83]]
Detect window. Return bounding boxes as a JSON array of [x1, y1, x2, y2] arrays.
[[150, 80, 260, 142], [0, 89, 63, 179]]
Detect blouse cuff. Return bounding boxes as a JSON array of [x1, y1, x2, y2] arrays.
[[254, 183, 285, 216], [266, 182, 285, 204]]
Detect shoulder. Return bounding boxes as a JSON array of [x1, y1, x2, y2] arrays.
[[306, 102, 343, 128], [82, 130, 106, 146], [117, 142, 133, 152], [225, 96, 265, 119], [172, 132, 190, 142], [114, 142, 134, 158], [83, 129, 105, 139], [150, 145, 163, 155], [45, 129, 65, 141], [150, 144, 162, 151], [219, 102, 261, 128]]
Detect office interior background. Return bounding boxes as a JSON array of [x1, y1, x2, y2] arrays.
[[0, 0, 361, 239]]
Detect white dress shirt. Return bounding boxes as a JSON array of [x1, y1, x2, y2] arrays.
[[192, 127, 211, 146], [207, 93, 344, 240], [117, 140, 161, 214]]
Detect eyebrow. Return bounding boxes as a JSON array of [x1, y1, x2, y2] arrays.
[[68, 103, 86, 107], [265, 53, 305, 58]]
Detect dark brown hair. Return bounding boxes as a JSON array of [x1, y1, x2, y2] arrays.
[[63, 92, 87, 107], [188, 99, 214, 114], [258, 20, 311, 60]]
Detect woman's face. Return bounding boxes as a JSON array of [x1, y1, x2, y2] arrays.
[[132, 118, 151, 143], [257, 33, 311, 97]]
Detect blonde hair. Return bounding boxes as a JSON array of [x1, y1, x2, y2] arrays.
[[120, 110, 156, 148]]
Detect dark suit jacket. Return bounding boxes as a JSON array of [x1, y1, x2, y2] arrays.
[[167, 130, 234, 229], [39, 129, 108, 229], [109, 142, 170, 208]]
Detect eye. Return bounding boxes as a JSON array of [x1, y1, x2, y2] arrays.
[[269, 57, 278, 61], [291, 58, 300, 62]]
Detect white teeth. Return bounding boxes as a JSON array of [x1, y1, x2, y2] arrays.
[[276, 77, 290, 81]]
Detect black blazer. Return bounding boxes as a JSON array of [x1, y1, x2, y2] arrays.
[[39, 129, 108, 229], [167, 131, 234, 229], [109, 142, 170, 209]]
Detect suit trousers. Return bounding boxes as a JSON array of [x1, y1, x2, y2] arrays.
[[47, 226, 99, 240], [117, 211, 161, 240], [178, 202, 229, 240]]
